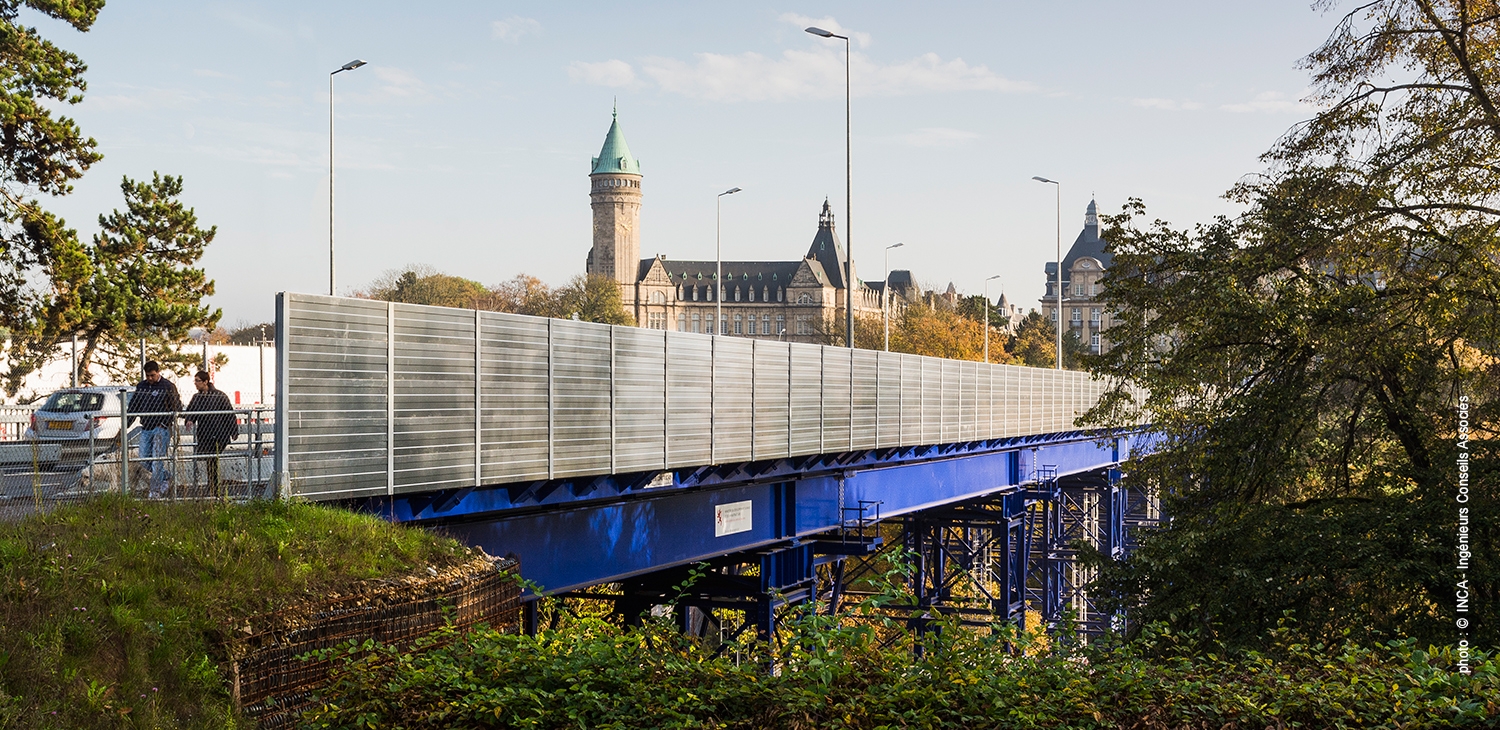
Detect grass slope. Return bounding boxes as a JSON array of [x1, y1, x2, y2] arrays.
[[0, 494, 469, 729]]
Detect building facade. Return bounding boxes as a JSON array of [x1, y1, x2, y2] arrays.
[[584, 111, 900, 344], [1041, 200, 1114, 354]]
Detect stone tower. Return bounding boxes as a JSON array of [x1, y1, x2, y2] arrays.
[[585, 106, 643, 294]]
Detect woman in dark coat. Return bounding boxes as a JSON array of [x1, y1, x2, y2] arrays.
[[184, 371, 237, 495]]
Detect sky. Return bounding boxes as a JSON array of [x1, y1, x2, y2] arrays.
[[31, 1, 1339, 326]]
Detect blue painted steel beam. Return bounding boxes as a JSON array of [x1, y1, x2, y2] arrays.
[[362, 428, 1151, 524], [413, 429, 1150, 594]]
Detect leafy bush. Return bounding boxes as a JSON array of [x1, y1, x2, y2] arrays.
[[305, 585, 1498, 729]]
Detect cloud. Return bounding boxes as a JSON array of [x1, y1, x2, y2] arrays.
[[1131, 97, 1203, 111], [779, 13, 872, 48], [603, 48, 1029, 102], [492, 16, 541, 43], [892, 127, 981, 148], [369, 66, 426, 99], [1220, 91, 1311, 114], [567, 59, 638, 88]]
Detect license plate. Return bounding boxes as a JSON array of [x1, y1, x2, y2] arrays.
[[46, 420, 74, 430]]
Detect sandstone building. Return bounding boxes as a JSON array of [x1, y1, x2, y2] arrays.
[[583, 110, 903, 343], [1040, 200, 1114, 354]]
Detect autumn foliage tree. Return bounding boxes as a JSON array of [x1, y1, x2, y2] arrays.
[[359, 267, 635, 326], [1086, 0, 1499, 648]]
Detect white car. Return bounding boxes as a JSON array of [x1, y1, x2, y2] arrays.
[[23, 386, 132, 443]]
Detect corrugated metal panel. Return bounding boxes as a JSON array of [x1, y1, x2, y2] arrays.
[[850, 349, 878, 450], [914, 356, 935, 444], [713, 337, 754, 464], [550, 319, 612, 477], [875, 352, 902, 448], [613, 327, 666, 472], [666, 332, 712, 468], [958, 360, 977, 441], [281, 294, 1142, 498], [285, 296, 389, 499], [479, 312, 549, 483], [391, 303, 477, 493], [940, 359, 960, 443], [788, 342, 822, 454], [751, 340, 791, 460], [900, 354, 920, 445], [821, 347, 852, 452]]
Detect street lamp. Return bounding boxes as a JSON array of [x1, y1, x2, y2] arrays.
[[1032, 176, 1062, 369], [806, 26, 854, 349], [329, 58, 367, 297], [883, 242, 904, 351], [983, 275, 1002, 364], [716, 187, 742, 336]]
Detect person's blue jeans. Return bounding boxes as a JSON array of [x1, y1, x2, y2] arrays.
[[140, 426, 171, 493]]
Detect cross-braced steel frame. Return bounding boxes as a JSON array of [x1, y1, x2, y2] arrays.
[[549, 465, 1156, 645]]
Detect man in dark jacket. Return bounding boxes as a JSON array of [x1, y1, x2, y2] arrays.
[[128, 361, 182, 496], [184, 371, 237, 496]]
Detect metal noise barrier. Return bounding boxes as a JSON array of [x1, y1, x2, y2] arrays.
[[229, 554, 521, 729], [276, 292, 1138, 501]]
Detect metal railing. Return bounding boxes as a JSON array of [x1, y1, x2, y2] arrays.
[[0, 404, 39, 442], [0, 407, 276, 521]]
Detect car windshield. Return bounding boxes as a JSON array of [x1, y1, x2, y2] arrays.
[[42, 392, 105, 413]]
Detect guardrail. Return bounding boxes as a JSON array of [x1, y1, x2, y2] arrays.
[[0, 407, 276, 521], [277, 293, 1136, 502], [0, 404, 38, 442]]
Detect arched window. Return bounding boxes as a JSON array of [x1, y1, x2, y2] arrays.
[[777, 314, 785, 334], [747, 315, 757, 335], [763, 286, 769, 302], [798, 293, 811, 304], [734, 314, 743, 335], [747, 287, 755, 302], [677, 313, 687, 332], [762, 315, 771, 334], [734, 286, 741, 302], [778, 287, 784, 302], [650, 291, 666, 304], [692, 313, 701, 333]]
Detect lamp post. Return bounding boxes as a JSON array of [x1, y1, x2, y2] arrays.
[[1032, 176, 1062, 369], [983, 274, 1001, 364], [716, 187, 742, 335], [883, 242, 903, 351], [329, 58, 367, 297], [805, 26, 854, 349]]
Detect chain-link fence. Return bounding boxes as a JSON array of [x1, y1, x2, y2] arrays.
[[0, 404, 276, 521], [229, 554, 521, 729]]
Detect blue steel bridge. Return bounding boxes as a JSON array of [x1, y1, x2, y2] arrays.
[[273, 293, 1160, 638]]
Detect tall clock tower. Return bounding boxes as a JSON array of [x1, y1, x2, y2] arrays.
[[585, 106, 643, 296]]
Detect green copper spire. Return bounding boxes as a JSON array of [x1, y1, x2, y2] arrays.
[[590, 104, 641, 175]]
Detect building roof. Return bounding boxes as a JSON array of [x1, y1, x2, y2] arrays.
[[1045, 199, 1112, 279], [805, 199, 850, 289], [642, 258, 807, 286], [590, 106, 640, 175]]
